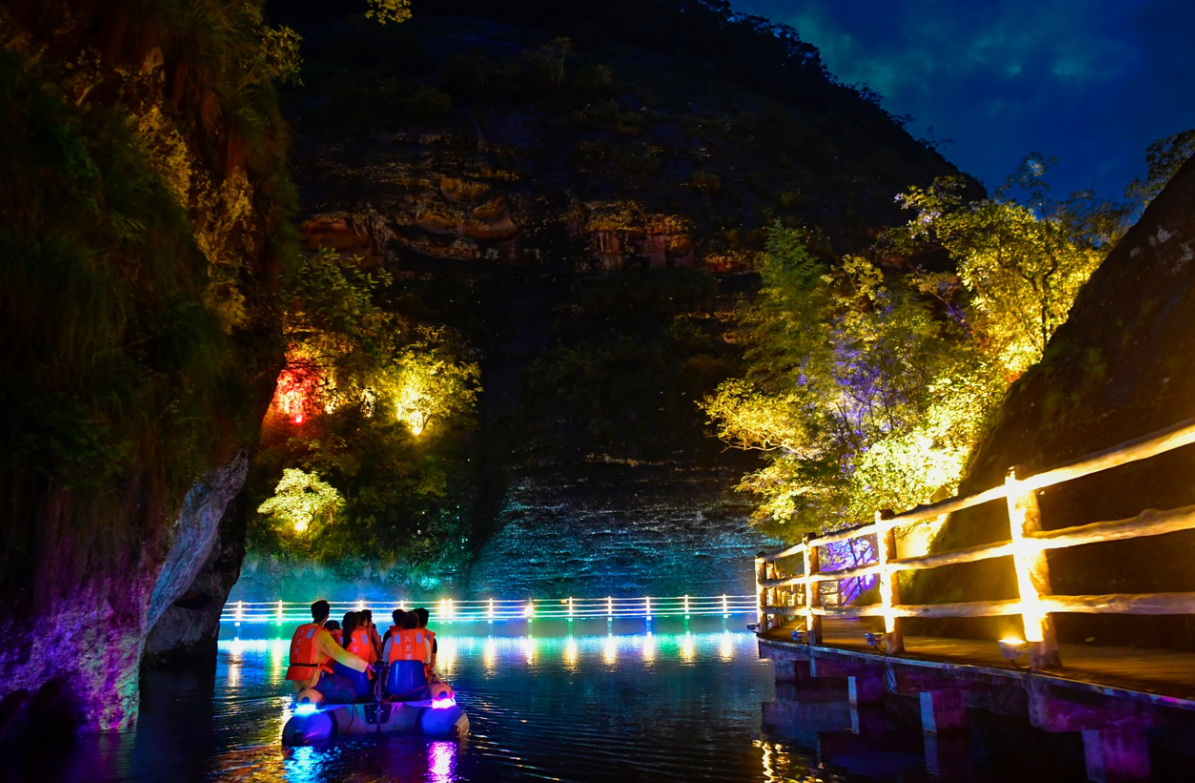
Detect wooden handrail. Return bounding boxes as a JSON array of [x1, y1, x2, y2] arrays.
[[754, 416, 1195, 662]]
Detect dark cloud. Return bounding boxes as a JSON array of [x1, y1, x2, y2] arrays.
[[732, 0, 1195, 200]]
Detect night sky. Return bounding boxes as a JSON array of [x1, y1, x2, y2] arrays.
[[732, 0, 1195, 202]]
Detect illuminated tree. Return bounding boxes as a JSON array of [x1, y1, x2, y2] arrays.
[[365, 0, 413, 25], [703, 229, 1003, 535], [896, 173, 1104, 376], [257, 468, 344, 534]]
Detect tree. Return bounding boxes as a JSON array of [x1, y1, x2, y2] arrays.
[[1125, 128, 1195, 207], [702, 229, 1001, 535], [895, 170, 1104, 377]]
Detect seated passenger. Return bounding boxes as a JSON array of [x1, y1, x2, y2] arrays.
[[333, 612, 377, 701], [324, 620, 342, 646], [414, 607, 439, 679], [385, 612, 431, 701], [360, 609, 383, 657], [381, 608, 406, 661], [284, 600, 368, 704]]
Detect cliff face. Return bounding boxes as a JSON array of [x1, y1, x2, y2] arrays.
[[0, 0, 290, 733], [906, 156, 1195, 648], [275, 6, 966, 599]]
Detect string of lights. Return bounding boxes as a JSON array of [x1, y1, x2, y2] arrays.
[[223, 594, 757, 624]]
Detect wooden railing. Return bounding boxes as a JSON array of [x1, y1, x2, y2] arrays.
[[755, 417, 1195, 668]]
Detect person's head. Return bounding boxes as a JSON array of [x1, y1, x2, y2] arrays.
[[402, 612, 419, 630], [361, 609, 374, 627], [414, 607, 430, 629], [311, 600, 330, 623], [324, 620, 340, 632], [391, 609, 406, 628], [342, 612, 359, 641]]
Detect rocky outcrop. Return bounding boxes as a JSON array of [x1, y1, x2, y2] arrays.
[[144, 460, 251, 663], [0, 452, 250, 735], [906, 156, 1195, 649]]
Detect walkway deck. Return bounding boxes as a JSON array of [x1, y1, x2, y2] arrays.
[[760, 618, 1195, 708]]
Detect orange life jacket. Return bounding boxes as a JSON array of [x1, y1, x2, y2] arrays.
[[285, 622, 333, 681], [347, 628, 377, 664], [388, 628, 429, 664]]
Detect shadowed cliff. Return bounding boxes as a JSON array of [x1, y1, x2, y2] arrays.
[[905, 156, 1195, 649]]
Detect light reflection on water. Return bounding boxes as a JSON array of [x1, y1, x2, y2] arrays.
[[14, 618, 874, 783]]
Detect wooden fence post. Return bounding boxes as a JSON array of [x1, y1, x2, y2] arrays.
[[755, 554, 767, 632], [875, 509, 904, 653], [803, 533, 822, 644], [1005, 465, 1062, 669]]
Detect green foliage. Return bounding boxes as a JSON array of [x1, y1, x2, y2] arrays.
[[365, 0, 413, 25], [257, 468, 344, 535], [247, 251, 481, 582], [0, 0, 295, 594], [895, 169, 1106, 376], [703, 228, 1004, 535]]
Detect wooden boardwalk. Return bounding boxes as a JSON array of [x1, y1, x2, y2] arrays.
[[762, 617, 1195, 707]]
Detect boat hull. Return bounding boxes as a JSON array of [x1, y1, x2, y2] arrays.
[[282, 700, 469, 745]]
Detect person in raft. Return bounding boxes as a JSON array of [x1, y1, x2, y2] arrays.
[[284, 600, 370, 704], [414, 607, 439, 679], [335, 611, 379, 700], [360, 608, 384, 657], [383, 611, 434, 700]]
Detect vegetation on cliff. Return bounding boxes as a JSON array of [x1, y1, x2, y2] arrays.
[[0, 0, 296, 603], [703, 158, 1126, 541]]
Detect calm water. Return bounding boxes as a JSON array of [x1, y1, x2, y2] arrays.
[[15, 617, 942, 783]]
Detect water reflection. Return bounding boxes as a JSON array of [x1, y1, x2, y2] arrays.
[[12, 621, 874, 783]]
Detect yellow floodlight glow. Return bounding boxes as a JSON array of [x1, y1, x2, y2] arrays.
[[682, 631, 695, 661], [604, 633, 617, 664], [565, 636, 578, 668], [642, 632, 656, 663], [523, 602, 534, 620]]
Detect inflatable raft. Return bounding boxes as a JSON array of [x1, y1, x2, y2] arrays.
[[282, 662, 469, 745], [282, 695, 469, 745]]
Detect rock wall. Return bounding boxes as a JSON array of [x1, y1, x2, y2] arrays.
[[145, 463, 252, 664], [0, 453, 250, 735], [905, 156, 1195, 649], [468, 459, 774, 599]]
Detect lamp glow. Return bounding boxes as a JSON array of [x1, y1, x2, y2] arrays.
[[722, 594, 728, 618], [295, 703, 319, 716], [487, 598, 494, 623], [607, 596, 613, 619], [645, 596, 652, 620], [684, 594, 690, 619]]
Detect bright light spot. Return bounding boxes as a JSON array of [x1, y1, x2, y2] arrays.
[[523, 636, 537, 664], [1001, 636, 1025, 646], [295, 703, 319, 716], [684, 594, 691, 619], [356, 599, 365, 611], [523, 602, 534, 619], [722, 594, 729, 618], [568, 597, 574, 620], [607, 596, 613, 618], [429, 740, 456, 782], [564, 636, 578, 668], [294, 414, 304, 424], [487, 598, 494, 623], [483, 638, 496, 672], [682, 632, 695, 661], [645, 596, 652, 620], [604, 633, 617, 665], [430, 698, 457, 710], [642, 633, 656, 663], [720, 630, 733, 661]]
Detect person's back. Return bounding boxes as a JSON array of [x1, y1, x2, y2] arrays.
[[361, 609, 383, 656], [381, 609, 406, 662], [334, 612, 375, 700], [414, 607, 438, 676], [285, 600, 369, 703], [385, 612, 431, 700]]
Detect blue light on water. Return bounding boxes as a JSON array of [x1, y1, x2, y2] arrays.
[[295, 703, 319, 716]]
